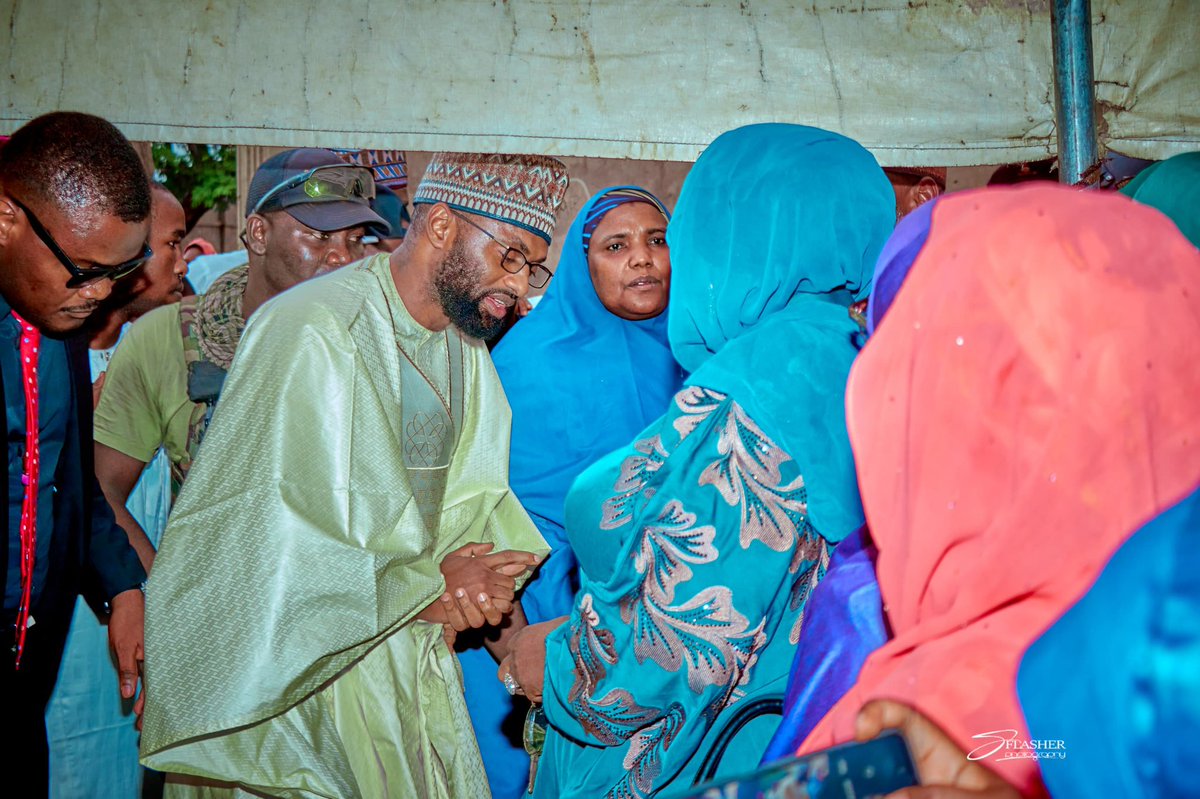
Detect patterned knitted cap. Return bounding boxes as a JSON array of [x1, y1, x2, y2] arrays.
[[332, 148, 409, 191], [412, 152, 570, 243]]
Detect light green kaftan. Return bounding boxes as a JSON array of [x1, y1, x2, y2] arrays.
[[140, 254, 547, 798]]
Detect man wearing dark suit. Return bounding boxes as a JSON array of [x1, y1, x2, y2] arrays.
[[0, 112, 150, 794]]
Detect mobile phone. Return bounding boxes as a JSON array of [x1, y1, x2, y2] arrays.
[[672, 731, 918, 799]]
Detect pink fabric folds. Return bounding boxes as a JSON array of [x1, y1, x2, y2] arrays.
[[798, 185, 1200, 795]]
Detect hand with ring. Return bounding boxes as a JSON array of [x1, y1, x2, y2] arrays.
[[496, 617, 566, 704], [502, 669, 523, 697]]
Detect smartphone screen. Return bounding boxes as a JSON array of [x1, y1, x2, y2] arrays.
[[672, 731, 918, 799]]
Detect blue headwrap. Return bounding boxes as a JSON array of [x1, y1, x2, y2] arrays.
[[491, 185, 684, 622], [581, 188, 669, 255], [667, 123, 893, 540], [1019, 482, 1200, 798], [866, 196, 938, 335]]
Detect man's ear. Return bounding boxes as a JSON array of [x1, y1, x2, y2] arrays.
[[422, 203, 456, 252], [0, 193, 18, 249], [913, 177, 942, 207], [244, 214, 270, 256]]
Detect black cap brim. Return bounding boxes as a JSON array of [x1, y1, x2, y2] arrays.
[[286, 201, 390, 235]]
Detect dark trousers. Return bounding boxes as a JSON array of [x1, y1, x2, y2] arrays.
[[1, 605, 72, 798]]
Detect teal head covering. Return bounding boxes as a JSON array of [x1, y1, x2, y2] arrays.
[[1120, 151, 1200, 248], [667, 123, 893, 540]]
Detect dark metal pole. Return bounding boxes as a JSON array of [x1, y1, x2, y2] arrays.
[[1051, 0, 1099, 184]]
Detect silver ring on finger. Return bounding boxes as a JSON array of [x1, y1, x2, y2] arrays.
[[503, 671, 521, 697]]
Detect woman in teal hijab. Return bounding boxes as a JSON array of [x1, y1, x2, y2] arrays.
[[498, 124, 894, 797]]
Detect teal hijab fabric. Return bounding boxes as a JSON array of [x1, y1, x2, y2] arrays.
[[1018, 483, 1200, 798], [667, 123, 894, 540], [1120, 151, 1200, 248]]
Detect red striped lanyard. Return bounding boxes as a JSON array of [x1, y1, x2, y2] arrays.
[[12, 312, 40, 668]]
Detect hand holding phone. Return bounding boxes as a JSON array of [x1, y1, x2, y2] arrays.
[[672, 731, 917, 799], [854, 700, 1021, 799]]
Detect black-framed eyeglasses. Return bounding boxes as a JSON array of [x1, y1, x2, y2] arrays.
[[9, 196, 151, 289], [451, 210, 552, 289], [249, 164, 376, 217]]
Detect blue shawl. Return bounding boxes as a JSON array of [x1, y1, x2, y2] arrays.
[[491, 185, 684, 622]]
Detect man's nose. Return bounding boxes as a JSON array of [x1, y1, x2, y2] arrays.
[[325, 237, 356, 266], [77, 276, 114, 302], [502, 264, 531, 298]]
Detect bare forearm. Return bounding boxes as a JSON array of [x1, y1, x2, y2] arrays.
[[112, 505, 156, 573], [94, 443, 157, 573], [482, 601, 528, 662], [417, 597, 450, 624]]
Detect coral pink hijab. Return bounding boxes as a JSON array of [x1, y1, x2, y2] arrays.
[[798, 185, 1200, 795]]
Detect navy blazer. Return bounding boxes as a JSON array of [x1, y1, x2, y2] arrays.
[[2, 333, 146, 651]]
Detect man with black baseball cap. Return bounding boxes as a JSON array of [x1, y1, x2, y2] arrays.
[[93, 148, 387, 558]]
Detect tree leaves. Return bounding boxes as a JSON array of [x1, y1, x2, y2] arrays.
[[152, 143, 237, 232]]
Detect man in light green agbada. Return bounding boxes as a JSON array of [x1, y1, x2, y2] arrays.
[[140, 152, 570, 798]]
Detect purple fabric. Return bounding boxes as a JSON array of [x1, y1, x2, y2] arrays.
[[761, 526, 888, 763], [865, 197, 938, 336]]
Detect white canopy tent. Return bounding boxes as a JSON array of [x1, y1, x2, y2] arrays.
[[2, 0, 1196, 164]]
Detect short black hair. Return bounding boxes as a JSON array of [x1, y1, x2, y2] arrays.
[[150, 179, 178, 202], [0, 112, 150, 223], [408, 203, 430, 235]]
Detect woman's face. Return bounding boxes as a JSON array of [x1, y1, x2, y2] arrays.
[[586, 202, 670, 321]]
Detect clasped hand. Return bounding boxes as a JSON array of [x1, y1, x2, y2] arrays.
[[427, 542, 538, 632]]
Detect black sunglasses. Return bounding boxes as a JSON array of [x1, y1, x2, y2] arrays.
[[9, 196, 152, 288]]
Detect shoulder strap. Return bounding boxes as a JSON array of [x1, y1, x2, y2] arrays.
[[174, 295, 223, 496], [178, 295, 202, 363]]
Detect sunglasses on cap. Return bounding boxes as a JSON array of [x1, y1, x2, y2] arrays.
[[9, 195, 152, 289], [249, 164, 376, 217]]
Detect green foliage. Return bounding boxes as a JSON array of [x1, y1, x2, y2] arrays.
[[152, 143, 237, 231]]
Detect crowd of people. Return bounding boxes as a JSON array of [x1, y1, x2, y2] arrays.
[[0, 109, 1197, 799]]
